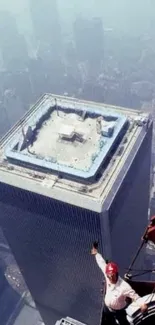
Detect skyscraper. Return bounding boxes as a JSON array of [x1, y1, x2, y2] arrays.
[[0, 11, 28, 71], [0, 94, 152, 325], [73, 17, 104, 73], [30, 0, 62, 56]]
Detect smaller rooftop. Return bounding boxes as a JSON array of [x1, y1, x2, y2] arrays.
[[11, 303, 44, 325]]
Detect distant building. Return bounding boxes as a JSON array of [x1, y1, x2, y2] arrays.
[[0, 70, 33, 137], [0, 280, 43, 325], [8, 71, 33, 109], [0, 94, 152, 325], [3, 89, 26, 129], [0, 103, 10, 138], [0, 11, 28, 71], [150, 195, 155, 216], [73, 17, 104, 75], [30, 0, 62, 57], [0, 266, 21, 325]]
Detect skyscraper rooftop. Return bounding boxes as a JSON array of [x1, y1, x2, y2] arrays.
[[0, 94, 151, 212], [5, 95, 127, 180]]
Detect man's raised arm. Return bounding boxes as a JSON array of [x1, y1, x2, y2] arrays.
[[91, 242, 106, 275]]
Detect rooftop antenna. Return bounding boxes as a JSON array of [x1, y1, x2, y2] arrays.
[[56, 151, 61, 181], [50, 134, 61, 189], [55, 130, 61, 180], [55, 98, 59, 116]]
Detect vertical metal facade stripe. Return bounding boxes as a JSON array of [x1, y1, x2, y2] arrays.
[[0, 186, 103, 325]]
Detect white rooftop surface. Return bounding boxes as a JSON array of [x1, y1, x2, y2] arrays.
[[31, 111, 100, 171], [12, 304, 43, 325], [0, 94, 151, 212]]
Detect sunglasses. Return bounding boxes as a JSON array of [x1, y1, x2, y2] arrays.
[[107, 273, 116, 278]]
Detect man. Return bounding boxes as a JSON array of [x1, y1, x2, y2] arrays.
[[91, 243, 148, 325]]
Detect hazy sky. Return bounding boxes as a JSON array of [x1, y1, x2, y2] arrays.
[[0, 0, 32, 34], [0, 0, 154, 37], [0, 0, 30, 18]]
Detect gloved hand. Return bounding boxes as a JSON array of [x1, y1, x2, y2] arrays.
[[91, 241, 98, 255], [140, 303, 148, 313]]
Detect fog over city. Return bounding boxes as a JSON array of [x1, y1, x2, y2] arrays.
[[0, 1, 155, 136], [0, 1, 155, 324]]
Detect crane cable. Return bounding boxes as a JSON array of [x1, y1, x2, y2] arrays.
[[124, 269, 155, 279], [124, 219, 155, 279], [124, 238, 147, 279]]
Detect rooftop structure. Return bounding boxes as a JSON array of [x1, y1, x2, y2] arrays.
[[0, 94, 151, 212], [5, 95, 127, 180]]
